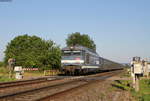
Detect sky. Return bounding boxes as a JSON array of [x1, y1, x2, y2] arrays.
[[0, 0, 150, 63]]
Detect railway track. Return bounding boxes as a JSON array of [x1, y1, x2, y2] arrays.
[[0, 70, 123, 101], [0, 77, 55, 88]]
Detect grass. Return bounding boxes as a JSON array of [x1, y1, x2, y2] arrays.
[[0, 67, 16, 82], [0, 67, 10, 78], [0, 67, 9, 75], [23, 70, 44, 78], [0, 76, 16, 82], [120, 68, 131, 77], [140, 79, 150, 94], [111, 80, 132, 91], [0, 66, 61, 81], [0, 66, 44, 82], [111, 78, 150, 101], [131, 79, 150, 101], [115, 69, 150, 101]]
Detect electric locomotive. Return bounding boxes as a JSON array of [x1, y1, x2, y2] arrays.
[[61, 45, 123, 75]]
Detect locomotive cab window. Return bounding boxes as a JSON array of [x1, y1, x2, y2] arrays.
[[62, 51, 71, 56], [62, 50, 81, 56], [62, 50, 83, 60], [73, 51, 81, 56]]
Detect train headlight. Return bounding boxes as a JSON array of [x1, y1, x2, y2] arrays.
[[70, 46, 74, 49]]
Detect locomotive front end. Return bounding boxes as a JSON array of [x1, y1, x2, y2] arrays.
[[61, 47, 84, 75]]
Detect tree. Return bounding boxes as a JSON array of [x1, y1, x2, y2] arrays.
[[4, 34, 61, 69], [66, 32, 96, 50]]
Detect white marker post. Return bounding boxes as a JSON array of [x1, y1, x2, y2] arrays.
[[143, 60, 149, 78], [148, 63, 150, 77], [131, 57, 143, 92], [14, 66, 23, 80]]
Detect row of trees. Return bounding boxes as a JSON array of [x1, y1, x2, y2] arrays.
[[3, 32, 96, 70]]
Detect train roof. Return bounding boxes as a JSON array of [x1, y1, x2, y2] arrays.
[[62, 45, 122, 65]]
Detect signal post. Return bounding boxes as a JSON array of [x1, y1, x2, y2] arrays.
[[8, 58, 15, 78]]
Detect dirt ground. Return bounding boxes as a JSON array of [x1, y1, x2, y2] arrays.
[[12, 70, 134, 101], [49, 75, 133, 101]]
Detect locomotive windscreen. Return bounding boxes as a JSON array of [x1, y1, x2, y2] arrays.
[[62, 50, 83, 60]]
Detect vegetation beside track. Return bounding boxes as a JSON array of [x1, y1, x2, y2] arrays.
[[111, 69, 150, 101], [132, 79, 150, 101], [0, 67, 16, 82], [0, 66, 43, 81], [112, 79, 150, 101], [0, 66, 61, 81], [120, 68, 131, 77], [23, 70, 44, 78], [0, 76, 16, 82]]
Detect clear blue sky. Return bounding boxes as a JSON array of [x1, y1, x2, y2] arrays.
[[0, 0, 150, 63]]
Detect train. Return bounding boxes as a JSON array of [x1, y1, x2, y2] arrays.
[[61, 45, 123, 75]]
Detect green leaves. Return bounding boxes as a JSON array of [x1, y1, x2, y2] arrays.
[[4, 34, 61, 69], [66, 32, 96, 50]]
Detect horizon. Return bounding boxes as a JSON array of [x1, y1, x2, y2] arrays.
[[0, 0, 150, 63]]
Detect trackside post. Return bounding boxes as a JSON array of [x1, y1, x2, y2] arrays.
[[131, 57, 143, 92]]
